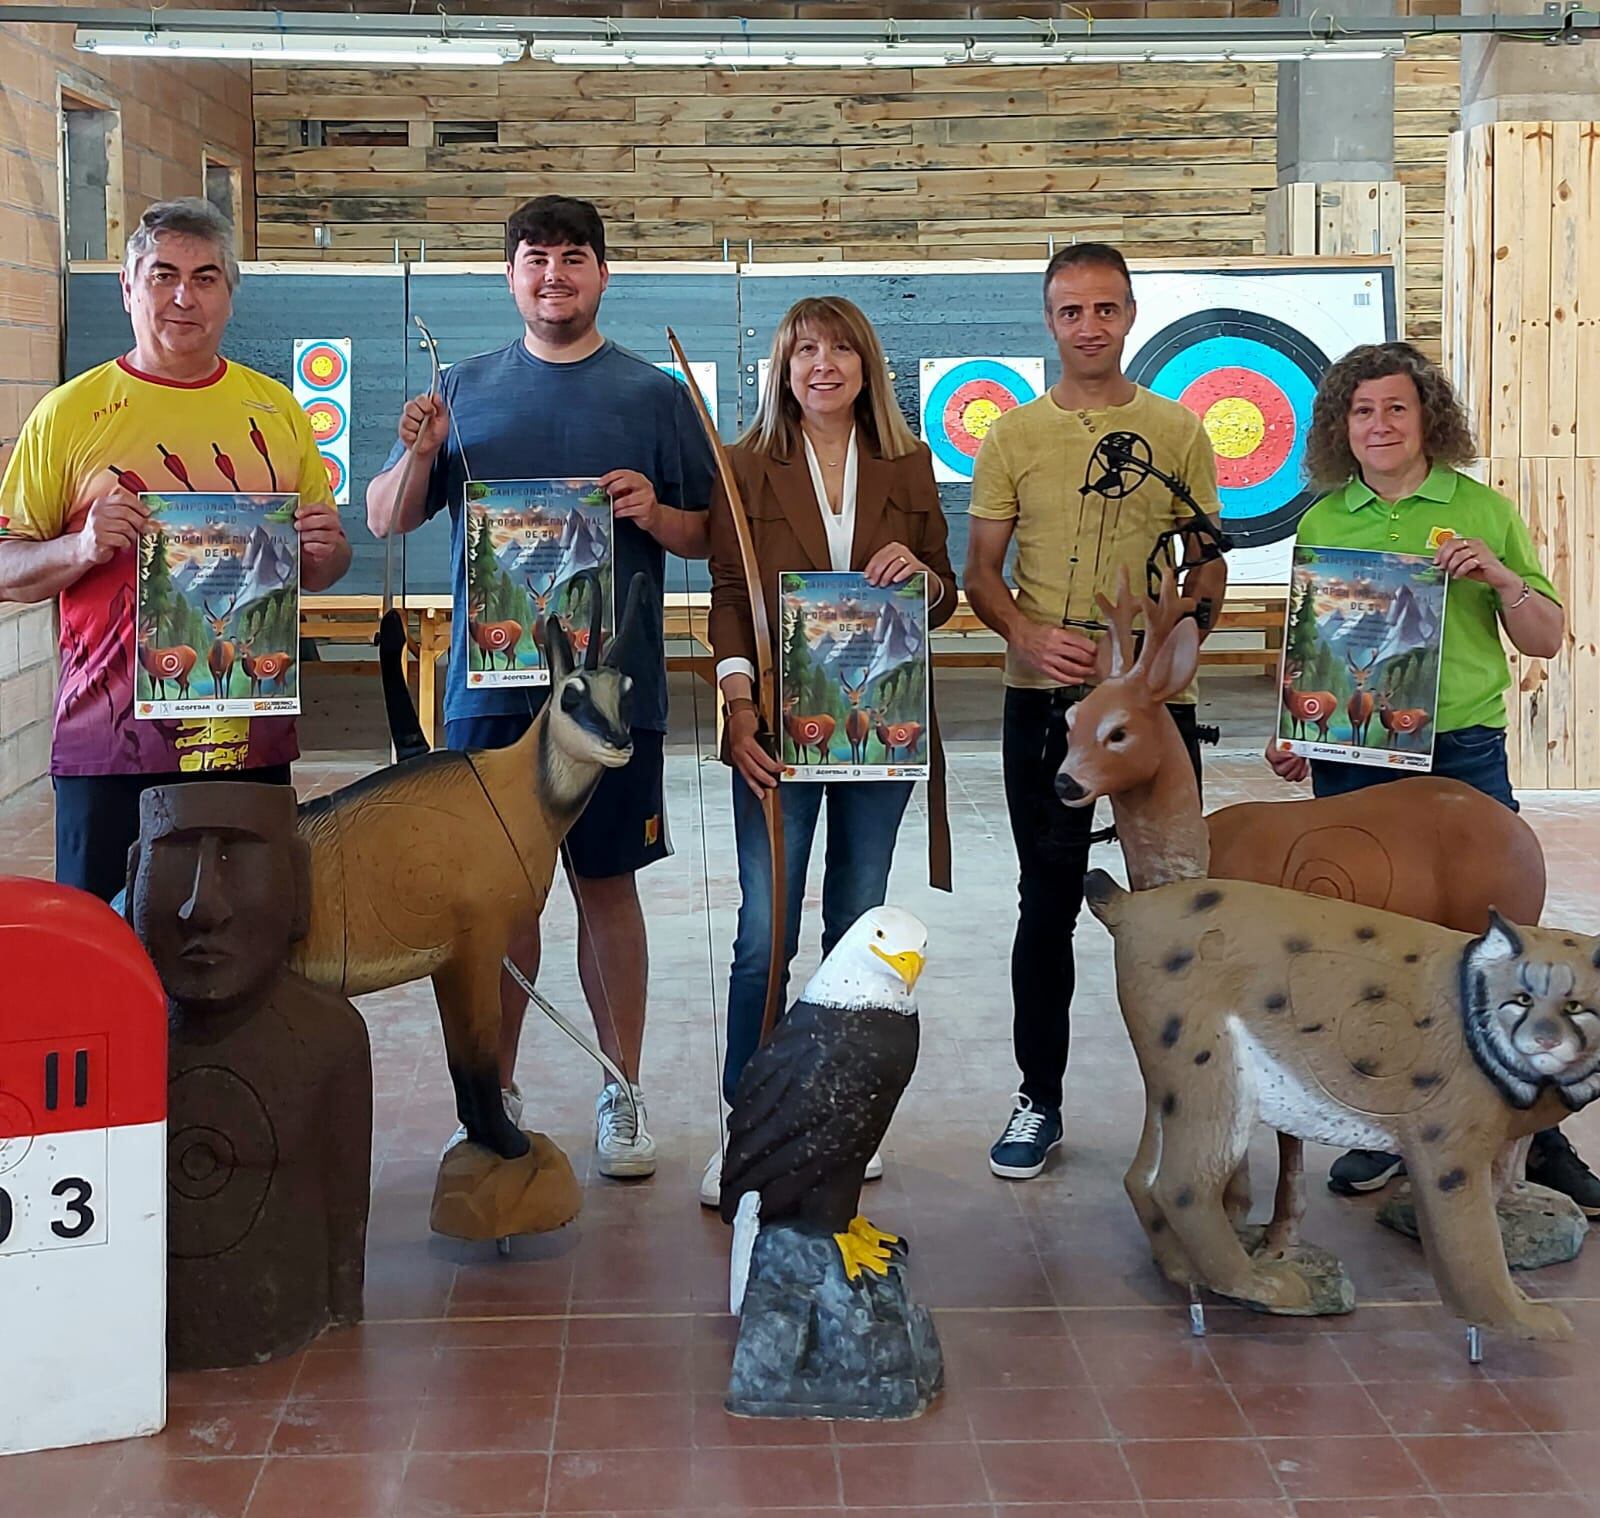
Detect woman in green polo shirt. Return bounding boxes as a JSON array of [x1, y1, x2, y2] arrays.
[[1266, 341, 1598, 1212]]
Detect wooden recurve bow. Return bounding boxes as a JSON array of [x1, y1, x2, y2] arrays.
[[666, 330, 788, 1044]]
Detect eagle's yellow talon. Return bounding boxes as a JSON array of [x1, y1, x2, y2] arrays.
[[833, 1226, 894, 1280], [848, 1215, 900, 1251]]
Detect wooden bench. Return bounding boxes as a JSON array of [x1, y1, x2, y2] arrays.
[[300, 585, 1288, 746]]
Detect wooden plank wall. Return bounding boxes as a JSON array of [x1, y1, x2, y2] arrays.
[[1264, 179, 1408, 332], [1448, 122, 1600, 791], [251, 40, 1457, 352]]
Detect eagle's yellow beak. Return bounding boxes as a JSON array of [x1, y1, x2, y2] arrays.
[[871, 943, 925, 991]]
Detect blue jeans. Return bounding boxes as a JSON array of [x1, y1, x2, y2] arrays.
[[722, 774, 913, 1105], [1311, 725, 1518, 813]]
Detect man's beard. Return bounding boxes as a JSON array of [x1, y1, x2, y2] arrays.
[[521, 294, 598, 345]]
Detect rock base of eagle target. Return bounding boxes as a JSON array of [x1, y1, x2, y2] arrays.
[[726, 1225, 943, 1421]]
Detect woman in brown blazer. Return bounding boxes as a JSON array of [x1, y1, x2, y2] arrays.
[[701, 295, 956, 1204]]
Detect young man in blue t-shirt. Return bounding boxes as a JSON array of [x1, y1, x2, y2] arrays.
[[366, 196, 714, 1178]]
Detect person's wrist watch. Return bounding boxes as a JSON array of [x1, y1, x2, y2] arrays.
[[723, 695, 758, 722]]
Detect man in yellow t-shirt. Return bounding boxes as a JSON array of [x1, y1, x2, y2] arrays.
[[965, 242, 1228, 1181], [0, 198, 350, 901]]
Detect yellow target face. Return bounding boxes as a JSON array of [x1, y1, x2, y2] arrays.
[[960, 397, 1004, 443], [1203, 396, 1267, 459]]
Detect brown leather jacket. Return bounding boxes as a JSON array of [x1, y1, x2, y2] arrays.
[[708, 436, 955, 890]]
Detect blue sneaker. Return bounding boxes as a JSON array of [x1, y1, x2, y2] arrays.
[[989, 1094, 1063, 1179]]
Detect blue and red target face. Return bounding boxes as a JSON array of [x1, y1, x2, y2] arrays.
[[296, 342, 348, 392], [303, 396, 348, 448], [1128, 309, 1328, 551], [924, 359, 1041, 479]]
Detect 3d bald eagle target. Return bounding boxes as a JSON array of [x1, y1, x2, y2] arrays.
[[721, 906, 926, 1310]]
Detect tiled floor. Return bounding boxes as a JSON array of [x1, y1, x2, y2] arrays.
[[4, 670, 1600, 1516]]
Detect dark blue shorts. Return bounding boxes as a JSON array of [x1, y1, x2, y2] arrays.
[[54, 764, 294, 904], [1311, 725, 1517, 813], [443, 714, 670, 879]]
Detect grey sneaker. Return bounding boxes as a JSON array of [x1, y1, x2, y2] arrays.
[[597, 1082, 658, 1178]]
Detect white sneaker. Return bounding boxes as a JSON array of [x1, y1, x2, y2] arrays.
[[596, 1082, 658, 1178], [441, 1083, 524, 1159], [701, 1145, 880, 1208], [700, 1146, 723, 1208]]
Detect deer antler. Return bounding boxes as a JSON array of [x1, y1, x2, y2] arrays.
[[1131, 566, 1196, 682], [1093, 565, 1141, 679]]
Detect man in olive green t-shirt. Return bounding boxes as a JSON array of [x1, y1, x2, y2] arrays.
[[964, 242, 1228, 1181]]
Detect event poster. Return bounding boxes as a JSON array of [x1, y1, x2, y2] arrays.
[[134, 492, 301, 719], [1274, 544, 1446, 771], [778, 570, 930, 782], [464, 477, 613, 688]]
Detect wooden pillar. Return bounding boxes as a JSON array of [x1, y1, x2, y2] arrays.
[[1444, 123, 1600, 791], [1265, 181, 1407, 334]]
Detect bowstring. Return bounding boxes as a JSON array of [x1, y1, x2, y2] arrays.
[[683, 535, 728, 1167]]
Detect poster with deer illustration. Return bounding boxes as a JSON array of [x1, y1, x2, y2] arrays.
[[1274, 544, 1447, 771], [463, 478, 614, 688], [778, 570, 930, 782], [134, 492, 301, 719]]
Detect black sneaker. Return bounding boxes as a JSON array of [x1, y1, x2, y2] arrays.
[[989, 1095, 1063, 1179], [1328, 1148, 1405, 1196], [1526, 1128, 1600, 1216]]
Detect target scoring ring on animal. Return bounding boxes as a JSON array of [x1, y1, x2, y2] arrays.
[[920, 358, 1044, 482], [1128, 309, 1328, 551], [166, 1066, 276, 1260], [296, 342, 348, 391], [303, 396, 348, 448]]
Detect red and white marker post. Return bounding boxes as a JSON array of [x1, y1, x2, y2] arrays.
[[0, 879, 167, 1455]]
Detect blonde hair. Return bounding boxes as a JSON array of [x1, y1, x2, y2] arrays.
[[740, 296, 921, 462]]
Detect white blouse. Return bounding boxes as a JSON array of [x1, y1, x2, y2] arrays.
[[801, 428, 859, 573]]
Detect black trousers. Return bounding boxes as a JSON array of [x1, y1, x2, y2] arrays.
[[1001, 686, 1202, 1111], [54, 765, 293, 904]]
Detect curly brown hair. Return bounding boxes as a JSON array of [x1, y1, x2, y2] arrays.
[[1303, 342, 1477, 490]]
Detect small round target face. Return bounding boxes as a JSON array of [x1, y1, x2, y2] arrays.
[[303, 396, 348, 448], [319, 452, 345, 496], [921, 358, 1043, 481], [0, 1095, 33, 1176], [297, 342, 348, 391], [1128, 309, 1329, 552], [166, 1067, 276, 1260]]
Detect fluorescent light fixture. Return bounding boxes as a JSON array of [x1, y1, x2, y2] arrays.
[[75, 28, 523, 65], [528, 38, 962, 67], [973, 37, 1404, 63]]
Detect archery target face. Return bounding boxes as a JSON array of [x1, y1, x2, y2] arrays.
[[1128, 308, 1324, 557], [656, 361, 718, 430], [919, 357, 1046, 483], [293, 338, 352, 506], [1124, 270, 1389, 581], [296, 342, 347, 392], [302, 396, 348, 449]]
